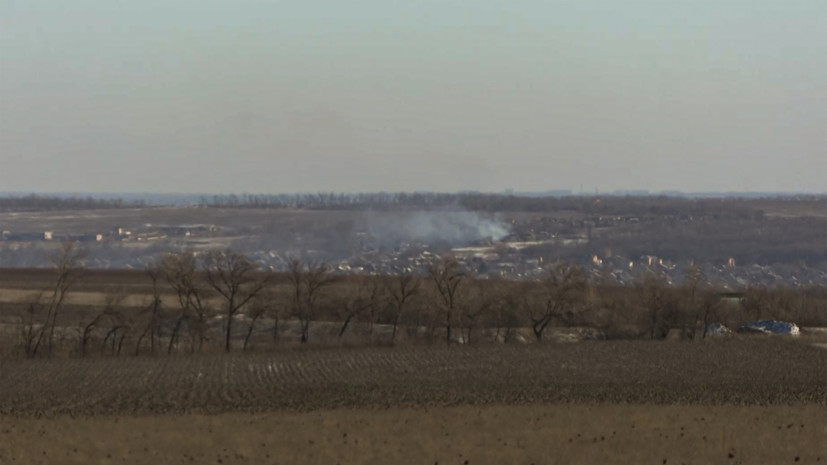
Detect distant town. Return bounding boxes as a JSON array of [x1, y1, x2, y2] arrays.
[[1, 193, 824, 289]]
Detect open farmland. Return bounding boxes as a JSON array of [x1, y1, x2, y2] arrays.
[[1, 267, 826, 463], [1, 341, 826, 464], [1, 199, 826, 463], [2, 340, 825, 416], [2, 404, 826, 465]]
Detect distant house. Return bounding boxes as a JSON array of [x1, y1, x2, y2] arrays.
[[641, 255, 659, 266]]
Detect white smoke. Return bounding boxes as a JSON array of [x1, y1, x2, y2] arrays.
[[364, 210, 510, 246]]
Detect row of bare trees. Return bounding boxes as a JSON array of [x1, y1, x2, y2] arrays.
[[14, 243, 827, 358], [20, 242, 86, 357], [19, 246, 269, 356], [145, 250, 269, 354]]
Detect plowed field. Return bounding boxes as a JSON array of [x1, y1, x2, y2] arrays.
[[2, 339, 825, 417]]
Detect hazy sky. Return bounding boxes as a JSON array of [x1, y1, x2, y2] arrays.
[[1, 0, 825, 194]]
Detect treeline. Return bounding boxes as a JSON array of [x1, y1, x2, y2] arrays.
[[198, 192, 826, 218], [7, 243, 826, 359], [0, 194, 144, 212], [3, 192, 824, 220], [539, 216, 827, 267]]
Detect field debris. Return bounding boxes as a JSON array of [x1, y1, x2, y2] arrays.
[[704, 323, 733, 338]]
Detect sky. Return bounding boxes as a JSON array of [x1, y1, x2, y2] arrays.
[[1, 0, 825, 194]]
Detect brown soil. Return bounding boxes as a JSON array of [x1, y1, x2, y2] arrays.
[[2, 340, 825, 417], [2, 340, 825, 464], [1, 404, 825, 464]]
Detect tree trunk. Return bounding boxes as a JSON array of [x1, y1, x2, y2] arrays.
[[81, 319, 98, 357], [135, 322, 153, 356], [391, 315, 400, 343], [649, 309, 658, 340], [117, 332, 127, 356], [338, 314, 354, 339], [243, 317, 258, 351], [168, 314, 185, 355], [32, 313, 51, 357], [225, 312, 233, 352], [272, 314, 279, 343], [532, 316, 550, 341], [102, 327, 118, 355], [197, 313, 206, 352]]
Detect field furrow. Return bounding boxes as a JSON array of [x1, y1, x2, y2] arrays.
[[1, 340, 825, 417]]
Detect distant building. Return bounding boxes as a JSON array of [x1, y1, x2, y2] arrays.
[[642, 255, 658, 266]]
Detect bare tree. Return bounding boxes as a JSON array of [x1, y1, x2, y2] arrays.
[[270, 295, 285, 345], [287, 257, 330, 344], [386, 273, 421, 343], [135, 263, 164, 356], [243, 297, 272, 351], [489, 284, 524, 343], [418, 287, 443, 343], [363, 278, 385, 337], [684, 263, 702, 304], [698, 292, 724, 339], [336, 277, 372, 340], [160, 252, 208, 354], [638, 270, 670, 340], [428, 255, 465, 344], [204, 249, 269, 353], [529, 262, 587, 341], [682, 263, 705, 340], [27, 242, 86, 357], [741, 286, 771, 322], [101, 311, 131, 356], [460, 283, 494, 344], [80, 293, 127, 357], [20, 301, 39, 356], [80, 310, 105, 357]]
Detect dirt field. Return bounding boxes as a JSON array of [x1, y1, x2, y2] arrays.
[[2, 341, 825, 416], [2, 265, 825, 463], [1, 340, 825, 463], [2, 404, 825, 465]]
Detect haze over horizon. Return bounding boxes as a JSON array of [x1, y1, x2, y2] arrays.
[[2, 1, 825, 195]]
